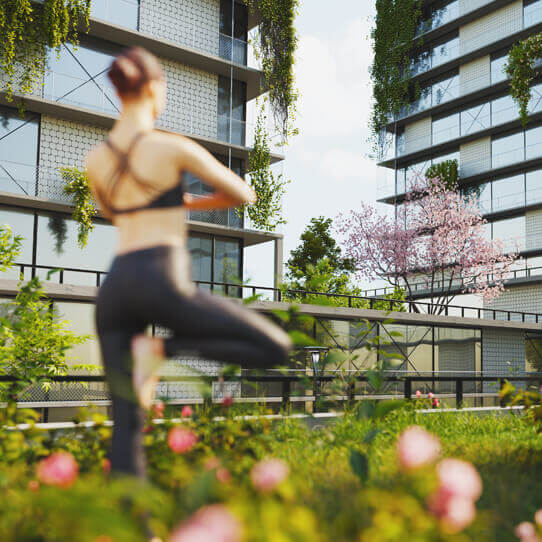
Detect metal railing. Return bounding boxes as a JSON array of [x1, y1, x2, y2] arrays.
[[2, 373, 541, 418], [6, 264, 542, 323]]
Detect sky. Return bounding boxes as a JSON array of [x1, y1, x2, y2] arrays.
[[244, 0, 379, 288]]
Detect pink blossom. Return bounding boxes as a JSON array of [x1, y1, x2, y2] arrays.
[[397, 426, 441, 470], [170, 504, 242, 542], [222, 396, 234, 407], [429, 491, 476, 533], [204, 457, 221, 471], [181, 405, 194, 418], [432, 398, 440, 408], [250, 458, 290, 492], [535, 510, 542, 526], [28, 480, 39, 492], [428, 392, 434, 400], [436, 459, 483, 501], [216, 468, 232, 483], [415, 390, 422, 398], [152, 401, 165, 418], [515, 522, 538, 541], [36, 451, 79, 488], [102, 458, 111, 474], [168, 427, 198, 454]]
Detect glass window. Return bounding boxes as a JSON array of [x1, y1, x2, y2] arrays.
[[406, 160, 430, 190], [396, 168, 406, 195], [432, 73, 460, 105], [492, 216, 525, 252], [431, 150, 460, 169], [0, 107, 39, 196], [529, 83, 542, 115], [461, 102, 490, 136], [526, 169, 542, 205], [219, 0, 233, 35], [407, 86, 432, 117], [492, 132, 524, 169], [492, 95, 518, 126], [526, 125, 542, 160], [44, 41, 120, 115], [435, 327, 481, 380], [431, 0, 459, 29], [492, 174, 525, 212], [410, 50, 431, 76], [0, 207, 34, 280], [432, 113, 459, 145], [219, 0, 248, 64], [432, 35, 459, 67], [524, 0, 542, 28], [214, 238, 241, 296], [467, 182, 491, 214], [217, 76, 246, 145], [491, 55, 508, 84], [188, 234, 212, 286], [90, 0, 139, 30], [36, 215, 117, 285]]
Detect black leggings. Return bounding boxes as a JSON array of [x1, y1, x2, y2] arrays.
[[95, 245, 292, 477]]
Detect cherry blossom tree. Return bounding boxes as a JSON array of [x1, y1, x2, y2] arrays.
[[335, 176, 519, 315]]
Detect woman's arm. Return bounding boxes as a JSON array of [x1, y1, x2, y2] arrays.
[[176, 136, 256, 206], [183, 192, 240, 211]]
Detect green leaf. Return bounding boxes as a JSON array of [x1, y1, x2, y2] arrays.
[[362, 428, 382, 444], [374, 400, 404, 419], [349, 449, 369, 483]]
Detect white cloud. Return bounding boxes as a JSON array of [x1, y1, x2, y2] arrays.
[[321, 149, 375, 181]]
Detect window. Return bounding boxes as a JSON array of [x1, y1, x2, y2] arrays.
[[524, 0, 542, 28], [431, 0, 459, 29], [526, 169, 542, 205], [219, 0, 248, 64], [44, 40, 120, 115], [0, 107, 39, 196], [469, 182, 492, 214], [432, 113, 459, 145], [492, 216, 526, 252], [432, 72, 460, 105], [528, 83, 542, 115], [0, 206, 34, 280], [461, 102, 490, 136], [432, 150, 459, 167], [526, 125, 542, 160], [492, 132, 524, 169], [405, 160, 430, 190], [188, 234, 213, 286], [90, 0, 139, 30], [431, 35, 460, 68], [492, 174, 525, 212], [491, 54, 508, 84], [217, 76, 247, 145], [491, 95, 518, 126]]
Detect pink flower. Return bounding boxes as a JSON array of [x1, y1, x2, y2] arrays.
[[170, 504, 242, 542], [515, 522, 538, 541], [250, 458, 289, 492], [222, 396, 234, 407], [102, 458, 111, 474], [535, 510, 542, 527], [152, 401, 165, 418], [428, 392, 434, 400], [216, 468, 232, 483], [432, 398, 440, 408], [181, 405, 194, 418], [168, 427, 198, 454], [204, 457, 221, 471], [436, 459, 483, 501], [429, 491, 476, 533], [415, 390, 422, 398], [36, 452, 79, 488], [397, 426, 441, 470], [28, 480, 39, 492]]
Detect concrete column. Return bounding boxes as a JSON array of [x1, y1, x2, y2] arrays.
[[273, 237, 284, 301]]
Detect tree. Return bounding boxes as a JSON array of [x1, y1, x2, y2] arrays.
[[287, 216, 355, 277], [336, 176, 519, 315]]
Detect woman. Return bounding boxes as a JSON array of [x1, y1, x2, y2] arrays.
[[86, 47, 292, 478]]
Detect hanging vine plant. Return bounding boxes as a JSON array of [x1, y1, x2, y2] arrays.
[[370, 0, 423, 149], [0, 0, 90, 101], [242, 0, 299, 142], [47, 213, 68, 254], [240, 101, 289, 231], [60, 166, 96, 249], [506, 33, 542, 126]]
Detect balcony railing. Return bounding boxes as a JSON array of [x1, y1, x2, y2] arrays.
[[218, 33, 248, 65]]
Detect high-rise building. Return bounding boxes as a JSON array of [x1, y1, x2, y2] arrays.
[[377, 0, 542, 318], [0, 0, 284, 409]]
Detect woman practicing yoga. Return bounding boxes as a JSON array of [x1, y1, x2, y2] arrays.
[[86, 47, 292, 478]]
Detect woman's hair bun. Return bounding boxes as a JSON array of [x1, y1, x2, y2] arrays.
[[108, 47, 164, 96]]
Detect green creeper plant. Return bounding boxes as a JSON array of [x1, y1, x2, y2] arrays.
[[242, 0, 299, 141], [241, 103, 289, 231], [506, 33, 542, 126], [371, 0, 423, 148], [0, 223, 22, 272], [0, 0, 91, 102], [47, 213, 68, 255], [425, 159, 459, 190], [60, 166, 97, 249]]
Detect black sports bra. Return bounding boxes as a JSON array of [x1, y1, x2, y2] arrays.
[[101, 132, 185, 215]]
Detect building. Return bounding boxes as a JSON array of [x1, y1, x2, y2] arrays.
[[0, 0, 285, 408], [375, 0, 542, 374]]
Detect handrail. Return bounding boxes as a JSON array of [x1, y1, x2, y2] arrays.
[[6, 262, 542, 323]]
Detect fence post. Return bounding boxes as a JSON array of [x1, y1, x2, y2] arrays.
[[281, 380, 290, 414], [347, 380, 355, 407], [404, 378, 412, 400], [499, 379, 506, 408], [456, 379, 463, 409]]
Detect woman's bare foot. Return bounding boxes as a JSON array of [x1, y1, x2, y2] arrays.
[[132, 335, 165, 409]]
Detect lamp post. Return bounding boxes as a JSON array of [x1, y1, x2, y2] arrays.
[[303, 346, 329, 413]]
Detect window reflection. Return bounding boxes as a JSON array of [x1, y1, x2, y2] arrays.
[[0, 206, 34, 280], [219, 0, 248, 64], [491, 95, 517, 126], [524, 0, 542, 28], [432, 113, 459, 145], [492, 132, 524, 169], [0, 107, 39, 196], [461, 102, 490, 136], [492, 216, 526, 252], [491, 54, 508, 84], [188, 234, 212, 287], [217, 76, 247, 145], [492, 175, 525, 212]]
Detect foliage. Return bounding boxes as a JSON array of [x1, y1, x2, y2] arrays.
[[425, 159, 459, 190], [0, 225, 90, 406], [0, 0, 90, 102], [500, 380, 542, 432], [47, 214, 68, 255], [336, 176, 519, 314], [242, 0, 299, 141], [61, 166, 97, 249], [370, 0, 424, 147], [506, 33, 542, 126], [242, 103, 289, 231]]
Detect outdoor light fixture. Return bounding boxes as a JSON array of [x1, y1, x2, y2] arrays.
[[303, 346, 329, 413]]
